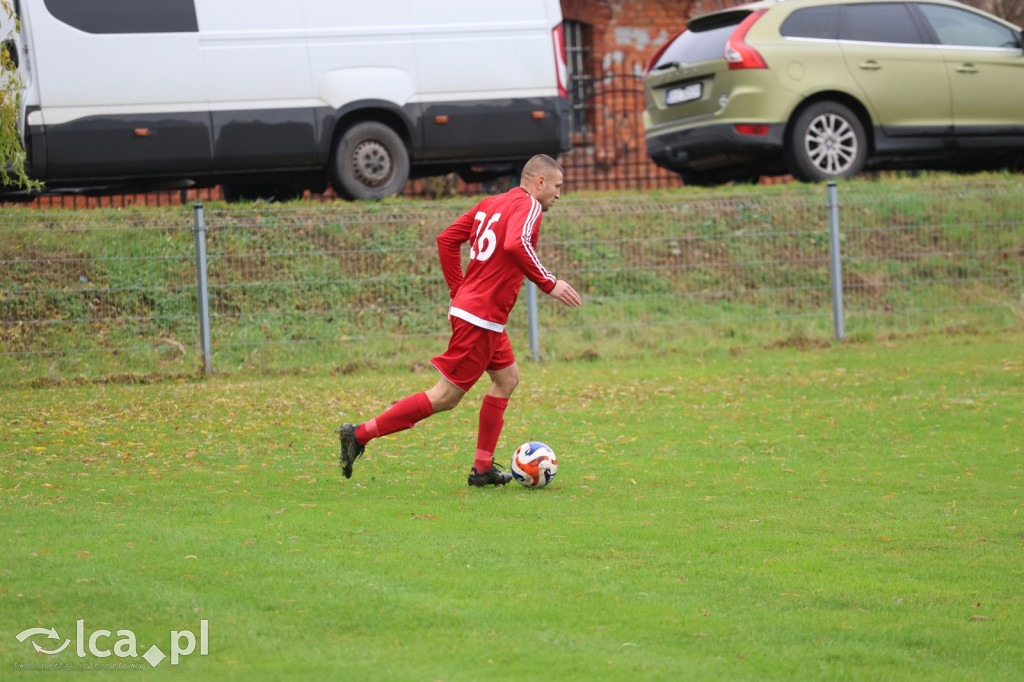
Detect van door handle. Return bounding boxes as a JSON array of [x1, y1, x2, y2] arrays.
[[858, 60, 882, 71], [955, 63, 978, 74]]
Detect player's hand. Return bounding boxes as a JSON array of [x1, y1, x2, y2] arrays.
[[549, 280, 581, 308]]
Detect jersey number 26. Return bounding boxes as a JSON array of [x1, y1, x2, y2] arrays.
[[470, 211, 500, 262]]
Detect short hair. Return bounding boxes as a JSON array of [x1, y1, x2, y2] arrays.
[[521, 154, 563, 183]]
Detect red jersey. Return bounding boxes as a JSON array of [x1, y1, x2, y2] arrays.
[[437, 187, 557, 332]]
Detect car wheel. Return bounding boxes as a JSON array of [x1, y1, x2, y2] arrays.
[[331, 122, 410, 200], [786, 102, 867, 182]]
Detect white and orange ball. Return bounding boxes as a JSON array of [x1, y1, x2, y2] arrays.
[[510, 441, 558, 488]]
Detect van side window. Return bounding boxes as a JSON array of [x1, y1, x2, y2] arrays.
[[44, 0, 198, 34]]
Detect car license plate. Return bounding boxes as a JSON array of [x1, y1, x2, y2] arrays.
[[665, 83, 702, 106]]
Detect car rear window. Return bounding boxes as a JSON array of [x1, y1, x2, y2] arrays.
[[780, 6, 839, 40], [652, 12, 748, 69]]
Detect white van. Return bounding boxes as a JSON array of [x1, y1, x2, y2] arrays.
[[3, 0, 570, 200]]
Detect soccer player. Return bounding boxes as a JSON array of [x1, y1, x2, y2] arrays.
[[338, 154, 581, 486]]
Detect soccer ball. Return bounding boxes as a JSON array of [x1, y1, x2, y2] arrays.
[[510, 441, 558, 488]]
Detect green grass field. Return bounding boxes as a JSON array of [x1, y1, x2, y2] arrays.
[[2, 330, 1021, 680]]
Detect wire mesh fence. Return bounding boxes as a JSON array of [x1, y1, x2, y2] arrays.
[[2, 181, 1021, 385]]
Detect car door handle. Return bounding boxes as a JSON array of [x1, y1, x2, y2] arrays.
[[955, 63, 978, 74], [858, 60, 882, 71]]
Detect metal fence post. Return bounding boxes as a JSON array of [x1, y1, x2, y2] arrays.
[[527, 281, 541, 362], [827, 182, 846, 341], [192, 203, 213, 375]]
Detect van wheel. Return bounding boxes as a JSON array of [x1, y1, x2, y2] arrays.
[[331, 122, 410, 200], [786, 101, 867, 181]]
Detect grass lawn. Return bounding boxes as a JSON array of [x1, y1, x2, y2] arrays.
[[2, 331, 1022, 680]]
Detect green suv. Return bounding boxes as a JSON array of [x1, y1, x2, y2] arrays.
[[643, 0, 1024, 184]]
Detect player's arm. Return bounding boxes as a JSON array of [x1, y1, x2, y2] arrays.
[[548, 279, 581, 308], [503, 202, 558, 295], [503, 203, 580, 307], [437, 212, 473, 298]]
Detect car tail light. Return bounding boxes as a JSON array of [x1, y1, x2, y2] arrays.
[[735, 124, 770, 136], [725, 10, 768, 70], [552, 24, 568, 99], [643, 29, 684, 75]]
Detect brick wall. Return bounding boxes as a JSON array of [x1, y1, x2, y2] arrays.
[[558, 0, 697, 192], [562, 0, 690, 66]]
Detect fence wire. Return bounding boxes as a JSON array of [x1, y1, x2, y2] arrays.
[[1, 182, 1021, 384]]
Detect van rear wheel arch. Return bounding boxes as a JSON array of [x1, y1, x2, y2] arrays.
[[330, 120, 411, 200]]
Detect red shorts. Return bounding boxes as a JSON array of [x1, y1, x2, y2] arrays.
[[430, 317, 515, 392]]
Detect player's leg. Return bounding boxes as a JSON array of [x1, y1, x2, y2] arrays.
[[339, 317, 485, 480], [424, 376, 467, 413], [467, 331, 517, 486], [357, 388, 437, 444], [472, 362, 518, 474], [339, 379, 462, 479]]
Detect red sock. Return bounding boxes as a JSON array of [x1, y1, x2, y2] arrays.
[[355, 392, 433, 444], [474, 395, 509, 472]]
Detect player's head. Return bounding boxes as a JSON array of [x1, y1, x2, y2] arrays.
[[520, 154, 563, 212]]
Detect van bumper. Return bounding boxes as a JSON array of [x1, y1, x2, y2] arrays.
[[416, 95, 570, 162]]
